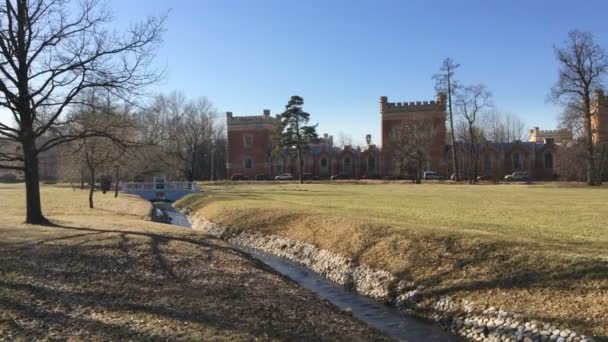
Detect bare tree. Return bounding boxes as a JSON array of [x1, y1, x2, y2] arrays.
[[65, 91, 136, 208], [550, 30, 608, 185], [455, 84, 492, 184], [388, 120, 434, 183], [0, 0, 164, 224], [433, 58, 460, 180], [149, 92, 218, 181], [337, 131, 353, 148], [559, 101, 585, 139], [486, 111, 526, 143]]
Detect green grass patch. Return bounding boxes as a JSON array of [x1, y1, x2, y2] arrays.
[[180, 182, 608, 337]]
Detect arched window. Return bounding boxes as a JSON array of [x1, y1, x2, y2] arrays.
[[544, 152, 553, 169], [344, 157, 351, 174], [484, 154, 492, 173], [513, 153, 522, 171], [244, 158, 253, 169], [368, 157, 376, 172], [321, 158, 327, 167]]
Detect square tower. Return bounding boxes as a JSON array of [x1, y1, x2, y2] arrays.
[[380, 94, 447, 175], [226, 110, 278, 178]]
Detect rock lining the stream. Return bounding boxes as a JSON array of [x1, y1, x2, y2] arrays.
[[189, 213, 594, 342]]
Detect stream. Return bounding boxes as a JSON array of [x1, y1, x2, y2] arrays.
[[151, 202, 458, 342]]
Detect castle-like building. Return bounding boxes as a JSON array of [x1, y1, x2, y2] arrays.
[[226, 90, 608, 180]]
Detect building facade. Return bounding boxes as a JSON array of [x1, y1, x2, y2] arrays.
[[528, 127, 572, 144], [225, 91, 608, 181]]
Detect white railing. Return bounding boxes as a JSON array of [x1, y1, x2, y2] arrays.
[[122, 181, 197, 192]]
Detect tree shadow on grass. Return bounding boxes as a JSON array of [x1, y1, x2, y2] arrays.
[[0, 223, 389, 341]]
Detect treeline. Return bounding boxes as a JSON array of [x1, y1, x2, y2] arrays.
[[51, 90, 226, 207]]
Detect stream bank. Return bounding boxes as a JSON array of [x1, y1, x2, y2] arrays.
[[188, 213, 594, 342], [151, 203, 459, 341]]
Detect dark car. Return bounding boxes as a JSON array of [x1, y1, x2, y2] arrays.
[[230, 174, 249, 181], [255, 174, 271, 181], [361, 174, 380, 179], [330, 173, 350, 180], [302, 173, 319, 181]]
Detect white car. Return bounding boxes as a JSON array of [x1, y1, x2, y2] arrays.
[[275, 173, 294, 181], [504, 171, 529, 181]]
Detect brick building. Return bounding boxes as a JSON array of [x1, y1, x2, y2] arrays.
[[380, 94, 447, 175], [225, 90, 608, 181], [225, 110, 276, 177], [528, 127, 572, 144], [591, 89, 608, 145]]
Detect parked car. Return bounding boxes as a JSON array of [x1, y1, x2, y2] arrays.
[[504, 171, 529, 181], [255, 174, 271, 181], [361, 174, 380, 179], [476, 175, 491, 181], [450, 173, 466, 181], [230, 174, 249, 181], [423, 171, 444, 180], [383, 174, 413, 180], [330, 173, 350, 180], [275, 173, 294, 181], [301, 173, 319, 180]]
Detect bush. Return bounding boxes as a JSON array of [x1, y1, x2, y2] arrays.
[[100, 176, 113, 193]]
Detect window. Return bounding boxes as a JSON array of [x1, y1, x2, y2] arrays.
[[513, 152, 522, 171], [243, 135, 253, 148], [544, 152, 553, 169], [344, 157, 351, 174], [368, 157, 376, 172], [483, 154, 492, 173], [244, 158, 253, 169], [321, 158, 328, 167]]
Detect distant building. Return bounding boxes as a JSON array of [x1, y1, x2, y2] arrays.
[[225, 90, 608, 181], [225, 109, 277, 177], [528, 127, 572, 144], [591, 89, 608, 145]]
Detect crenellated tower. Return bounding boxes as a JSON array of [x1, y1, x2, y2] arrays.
[[380, 93, 447, 175]]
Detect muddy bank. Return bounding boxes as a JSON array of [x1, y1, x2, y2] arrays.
[[189, 213, 594, 342]]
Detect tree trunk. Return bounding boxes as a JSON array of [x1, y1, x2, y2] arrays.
[[22, 138, 47, 224], [80, 169, 85, 190], [114, 167, 119, 198], [584, 114, 595, 185], [297, 148, 303, 184], [447, 78, 459, 181], [89, 168, 95, 209], [416, 156, 422, 184], [468, 124, 477, 184]]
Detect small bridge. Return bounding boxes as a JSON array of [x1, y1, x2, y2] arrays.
[[122, 178, 199, 202]]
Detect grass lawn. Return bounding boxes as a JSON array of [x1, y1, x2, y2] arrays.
[[0, 184, 391, 341], [179, 181, 608, 337]]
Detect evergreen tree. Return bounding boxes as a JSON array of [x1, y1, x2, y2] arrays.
[[276, 96, 318, 184]]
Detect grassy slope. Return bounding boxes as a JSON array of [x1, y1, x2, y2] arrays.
[[0, 184, 391, 341], [179, 182, 608, 337]]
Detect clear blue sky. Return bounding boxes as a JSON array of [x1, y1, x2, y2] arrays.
[[3, 0, 608, 146]]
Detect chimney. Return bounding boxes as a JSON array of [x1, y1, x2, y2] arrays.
[[226, 112, 233, 118], [263, 109, 270, 116]]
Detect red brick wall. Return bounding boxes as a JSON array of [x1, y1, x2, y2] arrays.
[[227, 125, 274, 178]]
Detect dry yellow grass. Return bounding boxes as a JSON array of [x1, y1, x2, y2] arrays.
[[0, 184, 391, 341], [180, 182, 608, 338]]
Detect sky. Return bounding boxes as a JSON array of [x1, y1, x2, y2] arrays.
[[2, 0, 608, 146]]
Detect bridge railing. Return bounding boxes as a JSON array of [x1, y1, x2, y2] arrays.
[[122, 181, 197, 192]]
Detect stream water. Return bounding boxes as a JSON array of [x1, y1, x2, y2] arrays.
[[151, 202, 458, 341]]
